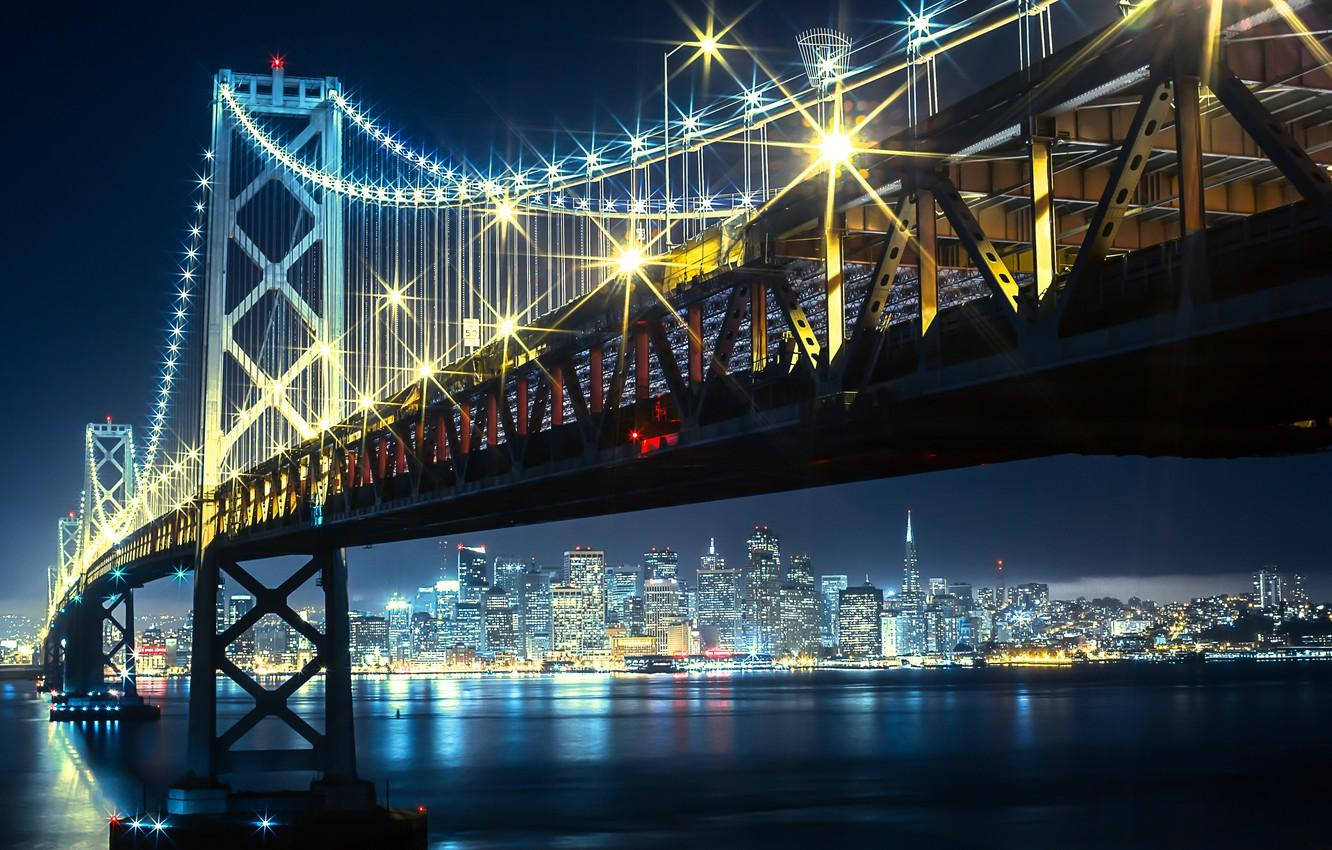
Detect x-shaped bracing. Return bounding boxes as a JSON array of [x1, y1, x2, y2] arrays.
[[213, 554, 328, 770]]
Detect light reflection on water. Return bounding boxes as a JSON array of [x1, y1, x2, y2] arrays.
[[2, 665, 1330, 849]]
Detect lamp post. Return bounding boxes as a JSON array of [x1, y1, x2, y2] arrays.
[[663, 37, 718, 248]]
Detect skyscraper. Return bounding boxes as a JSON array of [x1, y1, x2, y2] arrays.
[[901, 510, 922, 605], [745, 525, 783, 653], [838, 582, 884, 659], [386, 593, 412, 663], [520, 570, 553, 659], [550, 586, 585, 654], [227, 594, 256, 664], [644, 577, 683, 653], [698, 541, 742, 651], [493, 557, 531, 595], [819, 574, 849, 648], [643, 547, 679, 580], [349, 614, 389, 666], [483, 586, 517, 657], [1254, 567, 1283, 610], [777, 554, 819, 656], [458, 544, 490, 603], [605, 565, 643, 625], [564, 548, 607, 650]]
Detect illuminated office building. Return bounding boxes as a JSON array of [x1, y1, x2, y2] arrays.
[[643, 546, 679, 580], [564, 547, 607, 650], [838, 582, 883, 659], [819, 574, 848, 648], [745, 525, 783, 653]]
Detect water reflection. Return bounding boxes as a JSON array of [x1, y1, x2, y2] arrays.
[[4, 666, 1331, 848]]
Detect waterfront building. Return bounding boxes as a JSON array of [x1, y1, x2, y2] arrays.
[[697, 555, 743, 650], [819, 574, 849, 648], [454, 601, 484, 652], [519, 569, 553, 659], [777, 554, 819, 656], [880, 609, 900, 658], [483, 587, 517, 657], [410, 611, 437, 661], [745, 525, 783, 653], [458, 544, 490, 603], [386, 593, 412, 662], [349, 614, 389, 666], [665, 621, 699, 656], [550, 586, 585, 654], [644, 577, 682, 653], [643, 546, 679, 580], [838, 582, 883, 659], [565, 547, 607, 649], [609, 629, 658, 664]]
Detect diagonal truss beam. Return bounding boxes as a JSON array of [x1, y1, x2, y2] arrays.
[[1055, 76, 1176, 316], [1209, 62, 1332, 217]]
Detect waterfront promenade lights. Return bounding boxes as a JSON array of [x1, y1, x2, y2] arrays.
[[663, 35, 722, 248]]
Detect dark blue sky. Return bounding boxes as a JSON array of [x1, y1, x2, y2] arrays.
[[3, 0, 1328, 618]]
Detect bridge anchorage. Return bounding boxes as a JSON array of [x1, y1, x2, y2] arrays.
[[32, 0, 1332, 845]]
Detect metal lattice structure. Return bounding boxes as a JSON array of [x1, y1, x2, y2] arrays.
[[81, 423, 135, 556]]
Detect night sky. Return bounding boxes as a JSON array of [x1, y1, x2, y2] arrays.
[[3, 0, 1328, 619]]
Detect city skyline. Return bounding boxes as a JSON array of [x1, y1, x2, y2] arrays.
[[33, 496, 1322, 627]]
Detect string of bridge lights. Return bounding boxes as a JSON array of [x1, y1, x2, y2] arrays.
[[139, 153, 211, 478], [236, 82, 780, 217]]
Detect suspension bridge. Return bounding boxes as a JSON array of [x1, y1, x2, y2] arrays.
[[37, 0, 1332, 838]]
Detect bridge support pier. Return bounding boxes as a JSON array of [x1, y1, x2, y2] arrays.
[[170, 546, 374, 814]]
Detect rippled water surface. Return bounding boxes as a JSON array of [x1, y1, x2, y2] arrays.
[[2, 664, 1329, 848]]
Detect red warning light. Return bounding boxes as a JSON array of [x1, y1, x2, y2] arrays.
[[629, 430, 640, 441], [270, 54, 286, 70], [105, 415, 112, 423]]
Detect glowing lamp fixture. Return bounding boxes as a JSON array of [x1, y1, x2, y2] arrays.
[[417, 361, 434, 379], [494, 200, 515, 223], [819, 130, 853, 166], [614, 245, 645, 276], [911, 14, 932, 33], [699, 36, 718, 55], [386, 288, 404, 307], [358, 395, 374, 410], [496, 316, 517, 337]]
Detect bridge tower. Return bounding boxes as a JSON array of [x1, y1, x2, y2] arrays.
[[173, 63, 370, 814], [81, 422, 136, 555]]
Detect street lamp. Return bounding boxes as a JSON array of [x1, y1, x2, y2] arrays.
[[663, 36, 722, 249]]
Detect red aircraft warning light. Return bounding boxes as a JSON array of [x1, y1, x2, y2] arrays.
[[270, 54, 286, 70]]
